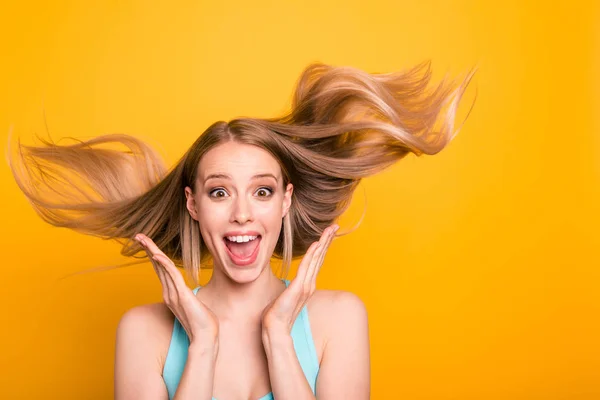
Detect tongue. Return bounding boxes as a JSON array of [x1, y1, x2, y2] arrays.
[[226, 239, 259, 259]]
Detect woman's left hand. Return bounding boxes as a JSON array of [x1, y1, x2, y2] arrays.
[[261, 223, 339, 335]]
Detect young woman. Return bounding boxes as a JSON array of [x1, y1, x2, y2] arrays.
[[8, 61, 475, 399]]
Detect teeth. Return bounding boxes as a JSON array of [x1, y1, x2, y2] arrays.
[[226, 235, 258, 243]]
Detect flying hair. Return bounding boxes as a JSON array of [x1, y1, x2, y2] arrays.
[[6, 60, 477, 286]]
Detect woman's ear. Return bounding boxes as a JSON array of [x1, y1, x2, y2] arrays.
[[184, 186, 199, 221], [282, 183, 293, 218]]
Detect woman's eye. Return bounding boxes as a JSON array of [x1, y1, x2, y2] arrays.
[[209, 189, 228, 198], [209, 187, 272, 198], [256, 187, 273, 197]]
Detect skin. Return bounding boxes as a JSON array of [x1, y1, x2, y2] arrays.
[[114, 141, 370, 400]]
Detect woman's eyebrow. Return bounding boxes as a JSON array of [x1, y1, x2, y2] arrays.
[[204, 173, 278, 183]]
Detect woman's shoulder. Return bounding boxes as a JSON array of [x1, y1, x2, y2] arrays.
[[118, 301, 175, 339], [116, 302, 175, 367], [307, 289, 368, 341], [119, 302, 174, 328], [308, 288, 367, 314]]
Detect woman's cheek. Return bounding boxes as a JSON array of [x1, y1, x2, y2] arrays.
[[197, 204, 223, 245], [255, 203, 281, 224]]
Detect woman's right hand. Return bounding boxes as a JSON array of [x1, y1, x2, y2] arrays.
[[134, 233, 219, 351]]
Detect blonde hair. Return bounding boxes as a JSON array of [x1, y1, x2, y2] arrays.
[[7, 61, 476, 286]]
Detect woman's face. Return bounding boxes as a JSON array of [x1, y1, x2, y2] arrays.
[[185, 141, 293, 283]]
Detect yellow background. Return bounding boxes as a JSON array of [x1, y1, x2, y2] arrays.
[[1, 1, 598, 399]]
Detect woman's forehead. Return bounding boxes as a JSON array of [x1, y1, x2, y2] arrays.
[[198, 142, 281, 181]]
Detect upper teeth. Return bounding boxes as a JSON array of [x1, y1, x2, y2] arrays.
[[226, 235, 258, 243]]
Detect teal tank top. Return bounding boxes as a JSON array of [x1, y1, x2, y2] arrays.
[[162, 279, 320, 400]]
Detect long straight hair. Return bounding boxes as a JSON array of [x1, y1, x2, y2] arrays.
[[7, 61, 476, 286]]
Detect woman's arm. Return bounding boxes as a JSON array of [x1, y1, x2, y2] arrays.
[[262, 328, 316, 400], [315, 291, 370, 399], [114, 304, 218, 400], [262, 290, 370, 400], [172, 341, 218, 400], [116, 234, 221, 399], [114, 305, 170, 400], [262, 225, 370, 399]]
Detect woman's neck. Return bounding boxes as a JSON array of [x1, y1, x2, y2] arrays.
[[198, 266, 286, 322]]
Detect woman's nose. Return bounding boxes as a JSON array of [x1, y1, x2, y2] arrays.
[[231, 196, 253, 224]]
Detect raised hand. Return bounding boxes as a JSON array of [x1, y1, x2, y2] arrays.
[[135, 233, 219, 348], [261, 224, 339, 334]]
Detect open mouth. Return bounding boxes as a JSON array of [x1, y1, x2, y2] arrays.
[[223, 235, 262, 266]]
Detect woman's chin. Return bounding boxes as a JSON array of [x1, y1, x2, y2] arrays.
[[220, 253, 267, 282], [224, 265, 264, 284]]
